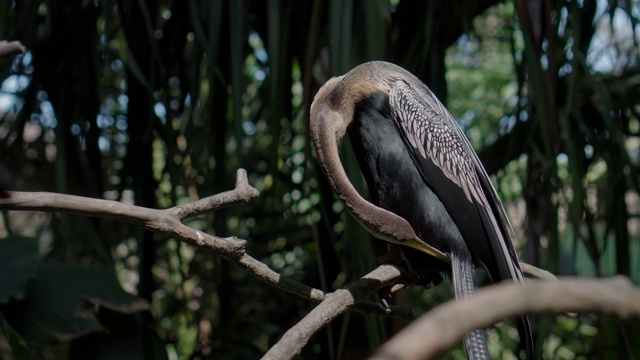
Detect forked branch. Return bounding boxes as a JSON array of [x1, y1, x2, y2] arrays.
[[0, 169, 403, 316]]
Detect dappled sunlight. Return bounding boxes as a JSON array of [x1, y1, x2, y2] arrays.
[[0, 1, 637, 359]]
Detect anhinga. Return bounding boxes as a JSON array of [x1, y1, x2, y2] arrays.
[[310, 61, 533, 359]]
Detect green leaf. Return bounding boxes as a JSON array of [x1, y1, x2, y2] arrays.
[[230, 0, 245, 161], [0, 235, 40, 304], [364, 0, 389, 60], [120, 47, 152, 93], [268, 0, 290, 180], [329, 0, 354, 73], [0, 311, 31, 360], [1, 262, 149, 344], [69, 309, 168, 360]]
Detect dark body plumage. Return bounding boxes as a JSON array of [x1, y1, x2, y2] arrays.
[[348, 90, 493, 358], [310, 61, 533, 359], [349, 91, 470, 262]]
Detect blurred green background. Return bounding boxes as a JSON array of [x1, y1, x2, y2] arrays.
[[0, 0, 638, 359]]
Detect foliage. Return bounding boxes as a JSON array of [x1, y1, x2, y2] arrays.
[[0, 0, 638, 359], [0, 236, 39, 303], [2, 262, 149, 343]]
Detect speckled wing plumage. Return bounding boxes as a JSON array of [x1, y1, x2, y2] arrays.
[[391, 81, 488, 209], [389, 79, 521, 283], [389, 77, 534, 358]]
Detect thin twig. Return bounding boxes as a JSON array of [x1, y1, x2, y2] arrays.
[[171, 169, 260, 220], [372, 276, 640, 360]]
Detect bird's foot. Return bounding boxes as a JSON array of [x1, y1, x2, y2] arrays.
[[373, 248, 412, 269], [374, 246, 416, 309], [374, 245, 429, 284], [374, 245, 445, 308], [378, 282, 409, 310], [376, 245, 445, 288]]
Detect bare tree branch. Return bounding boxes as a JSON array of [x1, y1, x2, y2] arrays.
[[0, 168, 408, 318], [261, 260, 554, 359], [521, 262, 557, 281], [372, 276, 640, 360], [262, 264, 405, 360], [0, 169, 324, 298], [171, 169, 260, 220]]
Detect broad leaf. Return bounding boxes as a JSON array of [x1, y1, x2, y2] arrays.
[[1, 262, 149, 344], [0, 311, 30, 360], [69, 309, 168, 360], [0, 235, 40, 304]]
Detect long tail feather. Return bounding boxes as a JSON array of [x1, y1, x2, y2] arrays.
[[451, 252, 490, 360], [518, 315, 534, 359]]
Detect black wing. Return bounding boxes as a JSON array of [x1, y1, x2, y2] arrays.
[[389, 79, 521, 283], [390, 79, 534, 358]]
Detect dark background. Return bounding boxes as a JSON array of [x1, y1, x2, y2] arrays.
[[0, 0, 638, 359]]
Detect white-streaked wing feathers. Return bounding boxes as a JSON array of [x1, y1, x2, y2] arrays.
[[389, 79, 521, 281], [407, 79, 516, 235], [390, 81, 487, 208]]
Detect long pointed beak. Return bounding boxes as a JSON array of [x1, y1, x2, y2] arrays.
[[405, 238, 451, 263]]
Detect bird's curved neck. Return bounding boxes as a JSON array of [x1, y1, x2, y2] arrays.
[[311, 106, 419, 244]]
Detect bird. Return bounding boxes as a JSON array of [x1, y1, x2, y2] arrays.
[[310, 61, 533, 359]]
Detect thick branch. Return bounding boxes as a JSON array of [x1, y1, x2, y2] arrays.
[[3, 191, 157, 227], [521, 262, 557, 281], [262, 264, 405, 360], [262, 260, 552, 359], [372, 276, 640, 360]]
